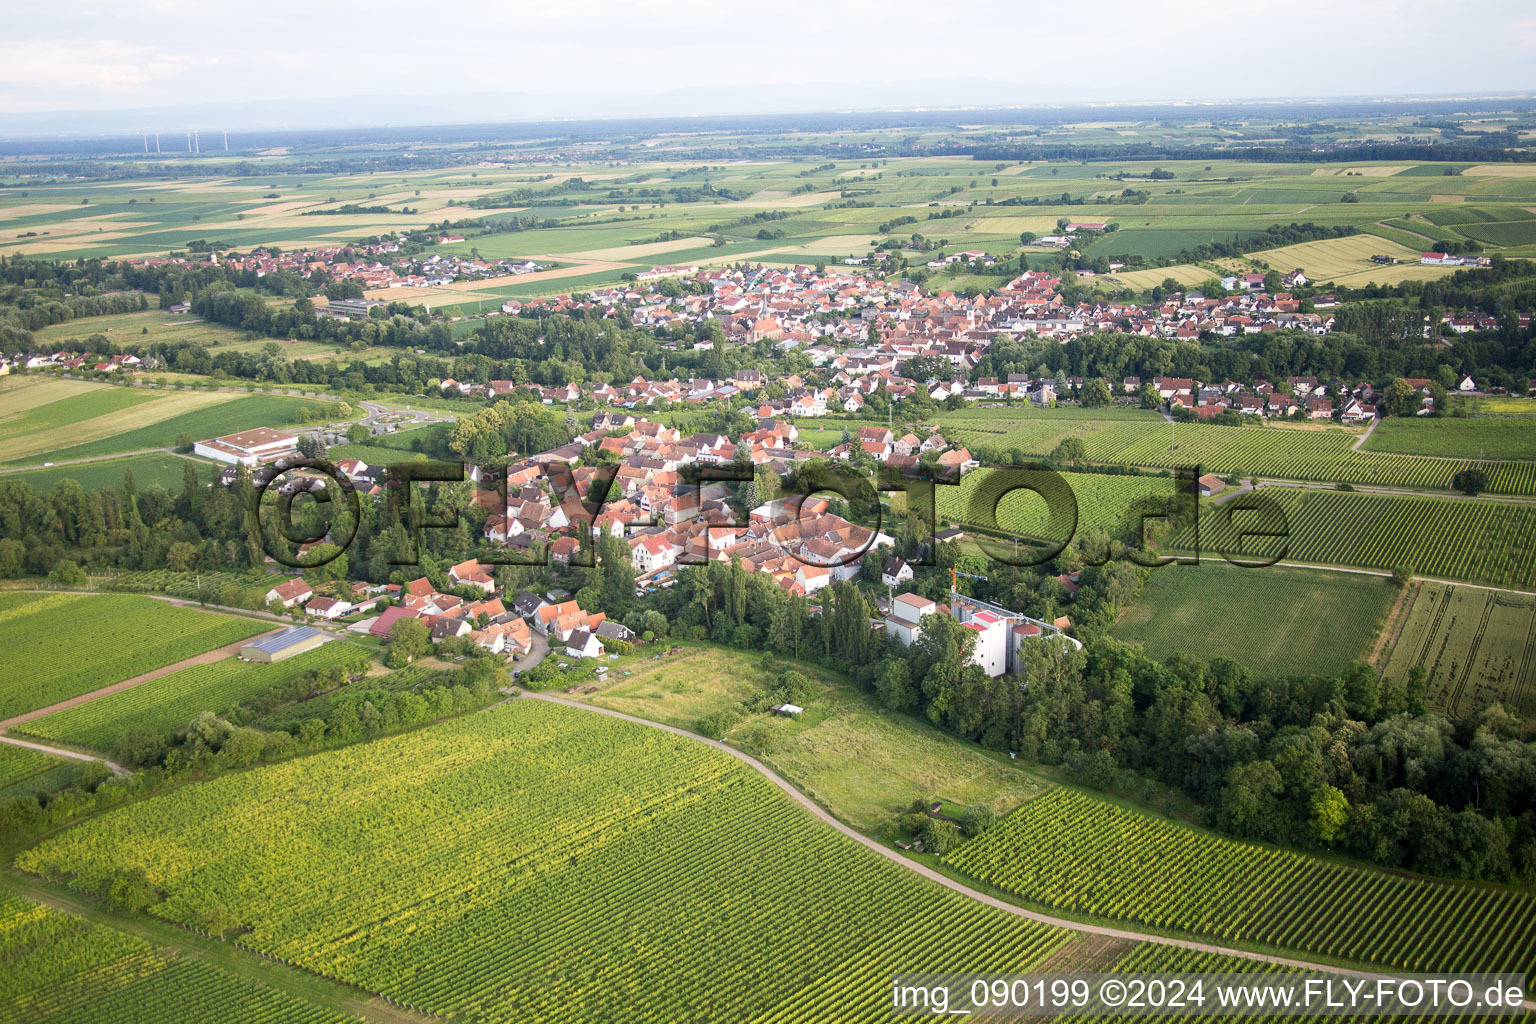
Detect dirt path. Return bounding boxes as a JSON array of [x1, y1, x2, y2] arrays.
[[1351, 416, 1380, 451], [1367, 580, 1420, 669], [521, 692, 1520, 994], [0, 447, 176, 475], [0, 735, 129, 775], [0, 627, 282, 732]]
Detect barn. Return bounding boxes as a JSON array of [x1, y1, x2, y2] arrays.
[[239, 626, 327, 664]]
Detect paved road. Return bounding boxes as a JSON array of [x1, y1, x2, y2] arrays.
[[509, 631, 549, 677], [0, 735, 129, 776], [520, 692, 1518, 994]]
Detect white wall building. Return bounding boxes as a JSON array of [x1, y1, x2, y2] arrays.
[[194, 427, 300, 466], [885, 592, 937, 647]]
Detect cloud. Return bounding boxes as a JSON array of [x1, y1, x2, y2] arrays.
[[0, 1, 1531, 116], [0, 40, 215, 111]]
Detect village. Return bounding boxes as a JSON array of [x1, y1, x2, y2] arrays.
[[188, 392, 1088, 686]]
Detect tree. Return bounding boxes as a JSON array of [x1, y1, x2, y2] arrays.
[[1309, 785, 1349, 845], [1383, 378, 1418, 418], [921, 818, 961, 855], [386, 617, 430, 667], [959, 803, 997, 836], [166, 541, 198, 572], [1217, 760, 1283, 839], [1138, 382, 1161, 410], [346, 423, 370, 444], [1052, 437, 1086, 467], [1452, 468, 1487, 496], [875, 658, 917, 712], [1080, 378, 1112, 408], [47, 559, 86, 586], [736, 720, 776, 756]]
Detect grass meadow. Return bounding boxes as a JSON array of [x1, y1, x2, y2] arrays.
[[579, 644, 1051, 833], [1112, 561, 1397, 677]]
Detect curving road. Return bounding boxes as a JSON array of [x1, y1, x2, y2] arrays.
[[522, 691, 1534, 1001]]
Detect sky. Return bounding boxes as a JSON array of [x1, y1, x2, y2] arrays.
[[3, 0, 1534, 124]]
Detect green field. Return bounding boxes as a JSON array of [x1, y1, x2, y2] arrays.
[[1363, 416, 1536, 460], [4, 150, 1533, 282], [1378, 582, 1536, 721], [21, 641, 367, 750], [936, 408, 1158, 459], [0, 895, 356, 1024], [3, 391, 339, 466], [945, 788, 1535, 977], [1112, 562, 1396, 677], [0, 376, 341, 466], [0, 454, 219, 494], [927, 411, 1536, 496], [19, 700, 1070, 1022], [0, 593, 267, 720], [580, 645, 1051, 832], [0, 744, 68, 790], [1177, 487, 1536, 591], [938, 469, 1186, 544], [1075, 420, 1536, 494]]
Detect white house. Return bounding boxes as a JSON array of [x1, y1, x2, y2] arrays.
[[565, 629, 605, 659], [631, 534, 678, 575], [304, 596, 351, 620], [266, 578, 313, 609], [885, 592, 937, 647], [881, 556, 913, 588]]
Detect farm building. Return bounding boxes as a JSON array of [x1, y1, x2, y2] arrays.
[[240, 626, 327, 664], [370, 605, 422, 638], [1198, 474, 1227, 497]]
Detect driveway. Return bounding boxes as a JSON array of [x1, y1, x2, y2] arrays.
[[510, 630, 549, 677]]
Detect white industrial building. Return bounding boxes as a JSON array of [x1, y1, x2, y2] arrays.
[[193, 427, 300, 466]]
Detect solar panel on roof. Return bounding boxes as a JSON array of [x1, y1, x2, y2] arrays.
[[243, 626, 324, 654]]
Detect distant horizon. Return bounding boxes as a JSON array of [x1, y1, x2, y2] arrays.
[[5, 0, 1535, 132], [2, 87, 1534, 143]]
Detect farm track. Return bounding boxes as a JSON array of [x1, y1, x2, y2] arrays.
[[1448, 594, 1495, 712], [0, 446, 185, 475], [1514, 614, 1536, 713], [519, 691, 1536, 1004], [0, 734, 128, 775], [1351, 417, 1380, 451], [0, 626, 285, 733], [1416, 586, 1450, 669], [1366, 580, 1417, 669]]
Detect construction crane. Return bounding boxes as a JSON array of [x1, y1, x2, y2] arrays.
[[950, 568, 989, 591]]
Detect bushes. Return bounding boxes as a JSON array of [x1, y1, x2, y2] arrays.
[[696, 710, 740, 740]]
